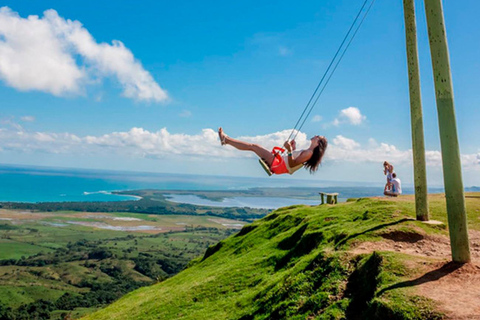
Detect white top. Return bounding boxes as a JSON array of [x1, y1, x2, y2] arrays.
[[391, 177, 402, 194], [283, 150, 304, 175]]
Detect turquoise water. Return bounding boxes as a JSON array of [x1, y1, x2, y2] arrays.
[[0, 164, 434, 205], [0, 164, 350, 203]]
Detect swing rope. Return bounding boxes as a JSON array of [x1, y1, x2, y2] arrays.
[[287, 0, 377, 142], [261, 0, 377, 176]]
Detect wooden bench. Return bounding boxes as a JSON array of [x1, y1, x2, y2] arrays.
[[319, 192, 339, 205]]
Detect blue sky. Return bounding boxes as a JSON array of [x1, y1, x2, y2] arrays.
[[0, 0, 479, 186]]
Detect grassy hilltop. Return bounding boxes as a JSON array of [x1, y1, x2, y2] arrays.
[[83, 193, 480, 320]]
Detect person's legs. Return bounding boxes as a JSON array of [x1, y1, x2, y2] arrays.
[[384, 181, 392, 192], [219, 128, 275, 166]]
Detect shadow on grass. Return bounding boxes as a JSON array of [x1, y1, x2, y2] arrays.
[[377, 261, 463, 296], [335, 218, 412, 248], [275, 231, 324, 270], [345, 252, 383, 319]]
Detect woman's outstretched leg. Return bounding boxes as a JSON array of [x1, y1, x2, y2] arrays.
[[219, 128, 274, 166]]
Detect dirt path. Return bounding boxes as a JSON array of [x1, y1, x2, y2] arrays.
[[351, 230, 480, 319], [417, 262, 480, 319]]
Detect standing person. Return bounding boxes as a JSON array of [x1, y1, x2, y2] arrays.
[[218, 128, 328, 175], [383, 161, 394, 193], [384, 173, 402, 197]]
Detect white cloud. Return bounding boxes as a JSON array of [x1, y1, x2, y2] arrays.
[[0, 7, 167, 102], [0, 123, 479, 172], [328, 137, 411, 164], [0, 125, 310, 159], [327, 135, 480, 170], [333, 107, 366, 126], [332, 135, 360, 150], [312, 115, 322, 123], [0, 7, 83, 95], [461, 153, 480, 168], [425, 150, 442, 167], [21, 116, 35, 122], [237, 129, 308, 150], [0, 118, 23, 131]]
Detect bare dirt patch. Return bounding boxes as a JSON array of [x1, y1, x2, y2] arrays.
[[416, 262, 480, 319], [0, 209, 53, 221], [380, 229, 426, 243], [352, 229, 480, 260], [351, 230, 480, 319]]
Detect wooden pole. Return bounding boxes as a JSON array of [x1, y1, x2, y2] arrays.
[[403, 0, 429, 221], [424, 0, 470, 263]]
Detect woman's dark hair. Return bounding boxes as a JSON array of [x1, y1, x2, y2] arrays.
[[304, 136, 328, 174]]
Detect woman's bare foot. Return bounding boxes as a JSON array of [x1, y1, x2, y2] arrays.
[[218, 127, 227, 146]]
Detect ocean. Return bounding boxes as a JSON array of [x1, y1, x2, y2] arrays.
[[0, 164, 439, 208]]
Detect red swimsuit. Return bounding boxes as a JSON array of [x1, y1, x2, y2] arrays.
[[269, 147, 289, 175]]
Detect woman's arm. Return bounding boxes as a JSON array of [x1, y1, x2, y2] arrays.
[[288, 150, 312, 167], [283, 141, 311, 167]]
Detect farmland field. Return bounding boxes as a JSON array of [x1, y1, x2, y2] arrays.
[[0, 208, 243, 319]]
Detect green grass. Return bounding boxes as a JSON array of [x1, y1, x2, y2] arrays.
[[0, 226, 229, 307], [0, 286, 67, 308], [0, 223, 133, 256], [0, 210, 237, 319], [0, 239, 49, 260], [0, 211, 245, 261], [50, 307, 101, 320], [83, 193, 480, 320]]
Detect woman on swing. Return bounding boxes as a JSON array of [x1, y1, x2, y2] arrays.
[[218, 128, 328, 175]]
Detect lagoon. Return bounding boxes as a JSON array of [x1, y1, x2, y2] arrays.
[[164, 193, 340, 209]]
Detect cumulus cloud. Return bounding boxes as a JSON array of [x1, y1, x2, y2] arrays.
[[333, 107, 366, 126], [328, 136, 411, 164], [326, 135, 480, 169], [312, 115, 322, 123], [0, 7, 167, 102], [0, 123, 479, 171], [0, 125, 309, 159], [237, 129, 308, 151], [332, 135, 360, 150]]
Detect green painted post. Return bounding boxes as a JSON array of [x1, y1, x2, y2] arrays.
[[403, 0, 429, 221], [424, 0, 470, 263]]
